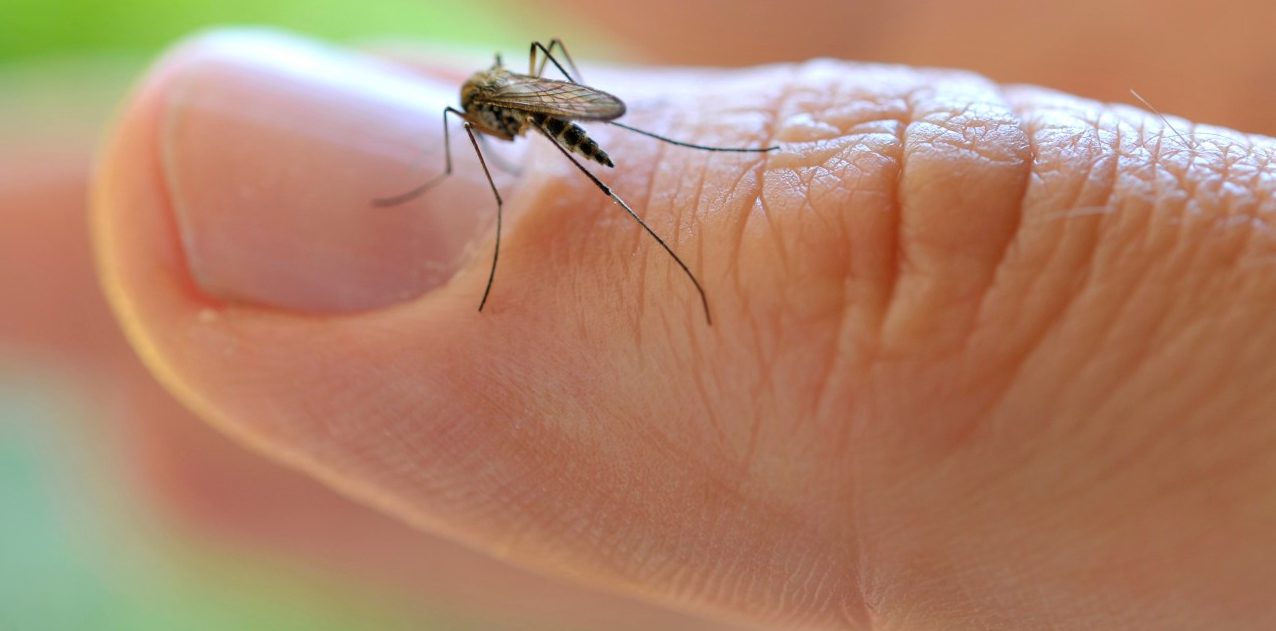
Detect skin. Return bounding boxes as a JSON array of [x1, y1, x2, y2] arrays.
[[85, 28, 1276, 631], [6, 6, 1276, 630], [0, 62, 738, 631]]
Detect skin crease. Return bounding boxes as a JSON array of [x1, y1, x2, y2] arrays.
[[2, 5, 1274, 631], [89, 29, 1276, 631]]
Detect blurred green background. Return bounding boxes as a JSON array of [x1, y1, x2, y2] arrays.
[[2, 0, 521, 62], [0, 3, 600, 630]]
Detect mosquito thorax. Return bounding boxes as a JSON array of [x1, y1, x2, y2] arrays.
[[460, 68, 506, 113]]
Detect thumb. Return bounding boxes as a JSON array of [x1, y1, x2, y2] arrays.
[[95, 23, 1276, 631], [94, 29, 849, 628]]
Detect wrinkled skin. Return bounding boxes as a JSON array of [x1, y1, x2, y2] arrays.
[[89, 29, 1276, 631], [6, 7, 1276, 631]]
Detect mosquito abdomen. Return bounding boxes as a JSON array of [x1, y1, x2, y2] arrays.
[[536, 115, 613, 167]]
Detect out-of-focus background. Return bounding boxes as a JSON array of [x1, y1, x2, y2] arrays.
[[3, 1, 1275, 629]]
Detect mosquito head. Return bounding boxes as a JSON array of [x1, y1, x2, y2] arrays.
[[460, 78, 478, 111]]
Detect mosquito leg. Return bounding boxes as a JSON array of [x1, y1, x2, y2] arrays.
[[546, 39, 584, 83], [463, 123, 505, 313], [373, 106, 467, 207], [530, 39, 583, 84], [608, 120, 780, 153], [537, 128, 712, 325], [477, 133, 523, 176], [528, 42, 543, 78]]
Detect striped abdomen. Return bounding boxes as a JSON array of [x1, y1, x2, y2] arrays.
[[534, 114, 613, 167]]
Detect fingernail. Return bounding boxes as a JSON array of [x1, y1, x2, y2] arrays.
[[161, 31, 484, 312]]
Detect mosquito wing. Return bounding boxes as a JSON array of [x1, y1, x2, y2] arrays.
[[473, 75, 626, 121]]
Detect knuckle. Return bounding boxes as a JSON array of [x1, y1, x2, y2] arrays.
[[732, 62, 1036, 361]]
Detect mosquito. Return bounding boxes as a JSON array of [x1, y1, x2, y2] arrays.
[[374, 39, 779, 325]]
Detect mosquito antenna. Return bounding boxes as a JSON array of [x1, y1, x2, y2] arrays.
[[609, 120, 779, 153], [538, 127, 712, 324], [1130, 89, 1193, 150]]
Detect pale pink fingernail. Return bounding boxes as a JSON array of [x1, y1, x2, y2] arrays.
[[161, 30, 485, 312]]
